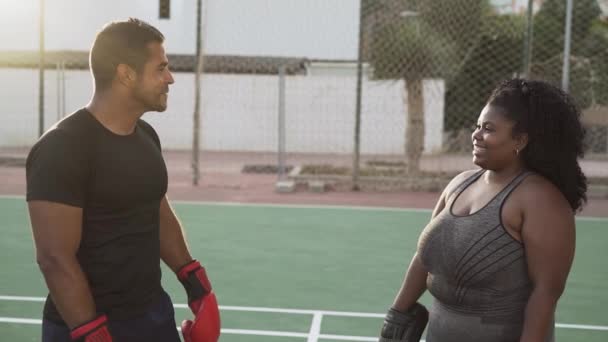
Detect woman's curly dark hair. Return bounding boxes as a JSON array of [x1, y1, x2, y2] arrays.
[[487, 78, 587, 212]]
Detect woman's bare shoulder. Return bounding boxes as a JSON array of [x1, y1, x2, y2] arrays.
[[516, 173, 572, 213], [443, 169, 480, 196]]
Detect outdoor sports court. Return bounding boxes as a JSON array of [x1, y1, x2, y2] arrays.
[[1, 195, 607, 341], [2, 0, 608, 341]]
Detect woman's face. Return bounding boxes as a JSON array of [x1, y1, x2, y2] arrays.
[[471, 104, 526, 170]]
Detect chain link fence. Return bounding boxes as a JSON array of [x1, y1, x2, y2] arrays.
[[528, 0, 608, 159], [1, 0, 607, 191]]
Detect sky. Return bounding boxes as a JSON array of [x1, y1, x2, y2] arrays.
[[0, 0, 359, 59], [1, 0, 604, 59]]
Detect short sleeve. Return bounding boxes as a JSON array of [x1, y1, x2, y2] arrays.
[[26, 129, 89, 207]]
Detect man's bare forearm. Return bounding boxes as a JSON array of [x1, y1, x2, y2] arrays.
[[159, 198, 193, 273], [160, 223, 193, 273], [38, 255, 97, 329]]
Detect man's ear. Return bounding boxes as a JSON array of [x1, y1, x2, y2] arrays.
[[116, 64, 137, 87]]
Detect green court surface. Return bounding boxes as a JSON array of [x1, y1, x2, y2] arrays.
[[0, 197, 606, 341]]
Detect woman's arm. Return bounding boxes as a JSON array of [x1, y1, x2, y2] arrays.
[[390, 170, 478, 310], [391, 252, 429, 311], [519, 179, 575, 342]]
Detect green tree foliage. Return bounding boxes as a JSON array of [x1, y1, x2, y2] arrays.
[[366, 0, 490, 171]]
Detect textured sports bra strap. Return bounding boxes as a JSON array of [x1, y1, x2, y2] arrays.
[[449, 169, 485, 200], [496, 171, 533, 204]]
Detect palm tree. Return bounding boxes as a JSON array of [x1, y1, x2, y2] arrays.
[[366, 0, 490, 173]]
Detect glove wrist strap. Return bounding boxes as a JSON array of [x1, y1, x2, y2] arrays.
[[178, 259, 212, 311], [70, 314, 111, 341]]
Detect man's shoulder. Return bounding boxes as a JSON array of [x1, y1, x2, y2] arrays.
[[137, 117, 154, 130], [55, 108, 97, 134], [137, 118, 158, 137], [137, 119, 161, 148], [28, 109, 96, 161], [39, 109, 95, 142]]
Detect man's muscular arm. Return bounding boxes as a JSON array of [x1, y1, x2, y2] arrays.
[[28, 201, 97, 329]]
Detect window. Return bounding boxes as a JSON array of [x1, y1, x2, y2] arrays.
[[159, 0, 170, 19]]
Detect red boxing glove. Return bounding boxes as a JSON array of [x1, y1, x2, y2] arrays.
[[181, 292, 220, 342], [70, 314, 113, 342], [177, 260, 221, 342]]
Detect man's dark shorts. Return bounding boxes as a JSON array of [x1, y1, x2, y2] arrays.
[[42, 291, 180, 342]]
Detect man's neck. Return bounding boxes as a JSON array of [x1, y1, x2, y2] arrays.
[[86, 92, 145, 135]]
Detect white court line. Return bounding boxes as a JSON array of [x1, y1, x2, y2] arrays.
[[0, 195, 432, 214], [1, 195, 606, 222], [173, 200, 434, 215], [0, 317, 41, 325], [189, 304, 384, 318], [318, 335, 381, 342], [317, 335, 376, 341], [0, 317, 424, 341], [0, 318, 310, 339], [556, 323, 608, 331], [220, 328, 309, 338], [0, 296, 42, 302], [307, 312, 323, 342], [0, 296, 381, 318], [1, 296, 607, 332]]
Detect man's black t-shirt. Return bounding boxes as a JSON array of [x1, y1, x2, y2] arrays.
[[26, 108, 168, 323]]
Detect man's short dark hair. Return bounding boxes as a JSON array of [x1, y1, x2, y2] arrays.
[[90, 18, 165, 90]]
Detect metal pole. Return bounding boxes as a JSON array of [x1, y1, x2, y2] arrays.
[[38, 0, 45, 136], [562, 0, 574, 91], [352, 0, 364, 191], [56, 62, 61, 121], [192, 0, 204, 185], [277, 65, 286, 181], [522, 0, 534, 77], [61, 61, 66, 118]]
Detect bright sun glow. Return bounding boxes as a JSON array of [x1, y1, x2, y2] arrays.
[[0, 0, 41, 50]]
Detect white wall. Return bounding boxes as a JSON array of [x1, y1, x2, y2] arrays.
[[0, 68, 444, 154], [0, 0, 359, 59]]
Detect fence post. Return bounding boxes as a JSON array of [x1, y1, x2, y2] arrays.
[[562, 0, 574, 91], [56, 62, 61, 122], [38, 0, 45, 136], [352, 0, 364, 191], [278, 65, 287, 181], [522, 0, 534, 77], [192, 0, 205, 186]]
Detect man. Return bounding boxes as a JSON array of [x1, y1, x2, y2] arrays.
[[26, 18, 220, 342]]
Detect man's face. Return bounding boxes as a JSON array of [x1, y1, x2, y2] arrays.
[[133, 42, 174, 112]]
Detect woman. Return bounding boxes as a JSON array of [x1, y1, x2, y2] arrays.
[[379, 78, 587, 342]]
